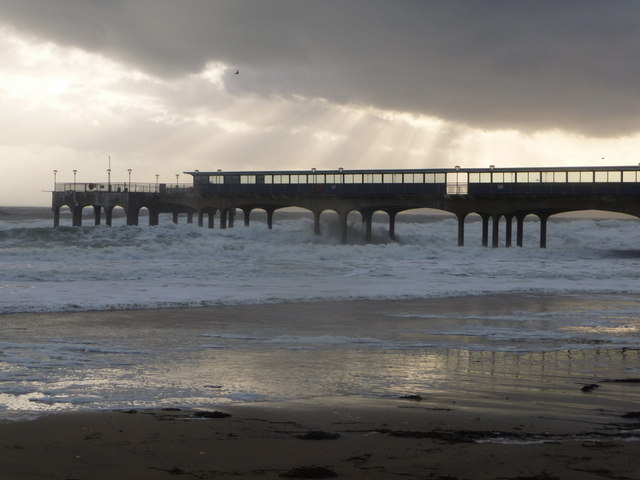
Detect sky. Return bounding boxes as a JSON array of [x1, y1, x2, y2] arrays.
[[1, 1, 640, 206]]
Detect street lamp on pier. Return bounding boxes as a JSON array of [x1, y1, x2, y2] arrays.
[[155, 174, 159, 192], [127, 168, 132, 191], [73, 169, 77, 190], [53, 170, 57, 191], [175, 173, 180, 186]]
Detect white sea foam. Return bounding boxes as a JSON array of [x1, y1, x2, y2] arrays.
[[2, 213, 640, 314]]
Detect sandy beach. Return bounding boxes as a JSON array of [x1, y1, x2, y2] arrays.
[[1, 394, 639, 479], [1, 296, 639, 479]]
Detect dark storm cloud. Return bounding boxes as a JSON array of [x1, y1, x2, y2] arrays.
[[1, 0, 639, 136]]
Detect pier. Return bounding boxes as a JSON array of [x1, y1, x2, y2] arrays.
[[51, 166, 640, 247]]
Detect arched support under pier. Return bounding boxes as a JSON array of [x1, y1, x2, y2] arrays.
[[227, 209, 234, 228], [53, 207, 60, 228], [106, 207, 113, 226], [387, 210, 397, 241], [93, 206, 101, 226], [361, 210, 373, 243], [187, 212, 194, 224], [173, 212, 179, 224], [220, 209, 228, 229], [72, 206, 82, 227], [198, 211, 204, 227], [504, 214, 513, 247], [481, 213, 490, 247], [265, 208, 274, 230], [539, 213, 549, 249], [207, 210, 216, 229], [456, 213, 466, 247], [339, 211, 348, 244], [491, 214, 500, 248], [149, 210, 160, 226], [516, 214, 525, 247], [242, 208, 251, 227], [313, 210, 321, 235], [126, 208, 138, 226]]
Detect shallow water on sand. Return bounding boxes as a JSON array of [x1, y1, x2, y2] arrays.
[[1, 295, 638, 420]]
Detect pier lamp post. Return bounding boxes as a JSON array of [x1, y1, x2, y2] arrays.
[[53, 170, 57, 191], [127, 168, 132, 191], [155, 174, 159, 192], [107, 155, 111, 191], [73, 169, 77, 191], [176, 173, 180, 187]]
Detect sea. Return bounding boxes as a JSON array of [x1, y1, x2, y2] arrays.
[[1, 206, 639, 420]]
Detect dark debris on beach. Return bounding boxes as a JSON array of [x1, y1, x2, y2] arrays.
[[295, 431, 341, 440], [280, 465, 338, 478]]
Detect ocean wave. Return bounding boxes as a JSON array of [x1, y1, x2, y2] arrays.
[[1, 214, 640, 313]]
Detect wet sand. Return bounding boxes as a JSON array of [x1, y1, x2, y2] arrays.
[[1, 296, 639, 479], [1, 395, 639, 479]]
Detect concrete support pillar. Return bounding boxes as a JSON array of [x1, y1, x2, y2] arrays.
[[208, 211, 215, 229], [481, 214, 490, 247], [388, 211, 397, 241], [173, 212, 179, 224], [339, 211, 348, 244], [313, 211, 321, 235], [505, 214, 513, 247], [362, 211, 373, 243], [220, 209, 228, 229], [243, 208, 251, 227], [53, 207, 60, 228], [456, 213, 465, 247], [149, 210, 159, 226], [491, 215, 500, 248], [72, 206, 82, 227], [187, 212, 194, 224], [126, 208, 138, 226], [516, 215, 525, 247], [93, 206, 101, 226], [198, 211, 204, 227], [106, 208, 113, 226], [266, 208, 274, 230], [228, 209, 235, 228], [539, 214, 549, 249]]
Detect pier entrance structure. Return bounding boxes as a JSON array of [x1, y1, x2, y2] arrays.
[[51, 166, 640, 247]]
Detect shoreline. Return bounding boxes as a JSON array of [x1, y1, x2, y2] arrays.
[[1, 395, 639, 479], [2, 288, 638, 316], [3, 289, 640, 317], [2, 293, 639, 478]]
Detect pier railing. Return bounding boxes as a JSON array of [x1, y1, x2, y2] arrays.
[[53, 183, 192, 193]]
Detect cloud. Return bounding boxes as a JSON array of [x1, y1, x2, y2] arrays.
[[0, 0, 639, 136]]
